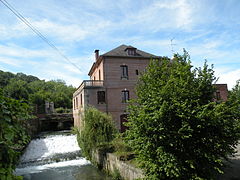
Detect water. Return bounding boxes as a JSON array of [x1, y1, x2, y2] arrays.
[[15, 131, 111, 180]]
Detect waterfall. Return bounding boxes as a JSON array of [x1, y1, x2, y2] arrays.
[[14, 131, 109, 180]]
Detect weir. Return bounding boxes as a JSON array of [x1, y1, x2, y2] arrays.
[[15, 131, 111, 180]]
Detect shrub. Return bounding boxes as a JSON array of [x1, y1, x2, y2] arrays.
[[125, 52, 240, 179], [77, 107, 117, 160], [112, 134, 134, 161]]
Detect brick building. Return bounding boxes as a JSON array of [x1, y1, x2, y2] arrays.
[[73, 45, 159, 131], [73, 45, 228, 132]]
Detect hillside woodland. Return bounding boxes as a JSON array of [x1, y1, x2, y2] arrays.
[[0, 70, 76, 113]]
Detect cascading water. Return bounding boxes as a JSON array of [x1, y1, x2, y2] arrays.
[[15, 131, 111, 180]]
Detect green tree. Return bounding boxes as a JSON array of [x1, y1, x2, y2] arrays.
[[229, 80, 240, 102], [3, 79, 30, 100], [15, 72, 39, 83], [0, 70, 14, 88], [78, 107, 116, 160], [125, 52, 240, 179], [0, 89, 31, 179], [0, 70, 75, 112]]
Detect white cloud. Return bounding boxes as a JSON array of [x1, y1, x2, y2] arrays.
[[215, 68, 240, 90], [0, 22, 31, 39], [0, 44, 56, 59], [0, 56, 22, 67], [119, 0, 194, 32], [38, 68, 83, 87], [32, 19, 89, 42]]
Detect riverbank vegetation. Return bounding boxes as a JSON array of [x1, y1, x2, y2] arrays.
[[125, 51, 240, 179], [76, 107, 134, 163], [0, 90, 31, 180], [77, 107, 117, 161], [0, 70, 75, 113]]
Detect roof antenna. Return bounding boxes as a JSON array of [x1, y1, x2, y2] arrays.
[[170, 38, 176, 54]]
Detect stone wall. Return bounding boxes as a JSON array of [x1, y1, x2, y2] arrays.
[[92, 150, 144, 180], [28, 113, 73, 136]]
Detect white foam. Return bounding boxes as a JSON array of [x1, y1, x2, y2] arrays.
[[20, 134, 80, 163], [15, 158, 90, 175]]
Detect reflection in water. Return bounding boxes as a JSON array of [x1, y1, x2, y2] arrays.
[[15, 131, 111, 180]]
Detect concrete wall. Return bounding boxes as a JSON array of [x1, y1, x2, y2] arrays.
[[92, 150, 144, 180]]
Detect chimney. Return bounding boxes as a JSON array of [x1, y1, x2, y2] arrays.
[[95, 49, 99, 61]]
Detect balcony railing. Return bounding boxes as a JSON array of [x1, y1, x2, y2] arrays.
[[80, 80, 104, 89]]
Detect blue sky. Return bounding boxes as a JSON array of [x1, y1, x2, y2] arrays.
[[0, 0, 240, 89]]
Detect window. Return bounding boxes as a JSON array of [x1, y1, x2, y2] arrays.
[[122, 90, 129, 103], [76, 97, 78, 109], [120, 65, 128, 79], [216, 91, 221, 100], [97, 91, 105, 104], [73, 99, 76, 110], [120, 114, 128, 133], [99, 69, 101, 80], [127, 49, 135, 55], [80, 94, 83, 106], [136, 69, 139, 75]]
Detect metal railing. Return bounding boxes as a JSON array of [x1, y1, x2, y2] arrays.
[[74, 80, 104, 96], [80, 80, 104, 89]]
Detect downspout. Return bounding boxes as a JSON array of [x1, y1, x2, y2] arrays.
[[103, 57, 109, 114]]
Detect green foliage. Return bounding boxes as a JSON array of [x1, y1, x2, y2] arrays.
[[112, 135, 134, 161], [4, 79, 30, 100], [229, 80, 240, 103], [55, 107, 71, 113], [0, 70, 76, 111], [0, 89, 31, 179], [125, 52, 240, 179], [71, 126, 78, 135], [0, 70, 15, 88], [77, 107, 117, 160], [112, 168, 123, 180]]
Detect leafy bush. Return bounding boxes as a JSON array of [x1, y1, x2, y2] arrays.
[[112, 135, 134, 161], [77, 107, 117, 160], [125, 52, 240, 179], [0, 89, 31, 179], [112, 168, 123, 180], [55, 107, 71, 113]]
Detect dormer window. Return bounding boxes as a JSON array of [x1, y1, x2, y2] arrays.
[[125, 47, 137, 56], [128, 49, 135, 55]]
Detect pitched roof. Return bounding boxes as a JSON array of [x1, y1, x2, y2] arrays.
[[102, 44, 158, 58]]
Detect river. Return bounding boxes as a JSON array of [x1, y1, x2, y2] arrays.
[[14, 131, 111, 180]]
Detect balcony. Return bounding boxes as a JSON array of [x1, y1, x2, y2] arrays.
[[80, 80, 104, 89], [74, 80, 104, 97]]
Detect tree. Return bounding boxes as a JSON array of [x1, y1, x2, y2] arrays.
[[227, 80, 240, 123], [0, 70, 76, 112], [0, 70, 14, 88], [229, 80, 240, 102], [0, 89, 31, 179], [77, 107, 116, 160], [125, 52, 240, 179], [3, 79, 30, 100]]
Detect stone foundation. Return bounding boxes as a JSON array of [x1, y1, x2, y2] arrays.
[[92, 150, 144, 180]]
